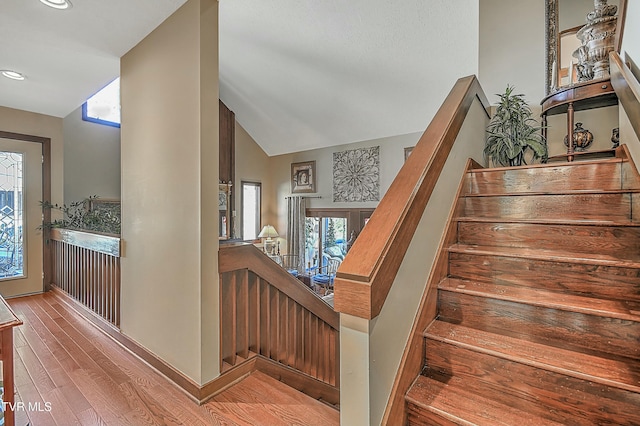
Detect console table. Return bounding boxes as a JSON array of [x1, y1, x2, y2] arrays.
[[0, 295, 22, 426], [541, 78, 618, 161]]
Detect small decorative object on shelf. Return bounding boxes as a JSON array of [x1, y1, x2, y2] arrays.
[[611, 127, 620, 148], [564, 122, 594, 152]]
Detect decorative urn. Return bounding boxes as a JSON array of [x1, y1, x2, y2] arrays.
[[564, 122, 594, 152], [574, 0, 618, 80], [611, 127, 619, 148]]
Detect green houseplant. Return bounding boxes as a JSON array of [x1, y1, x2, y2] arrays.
[[485, 85, 547, 167], [39, 195, 121, 235]]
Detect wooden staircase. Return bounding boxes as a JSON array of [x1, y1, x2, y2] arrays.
[[405, 152, 640, 425]]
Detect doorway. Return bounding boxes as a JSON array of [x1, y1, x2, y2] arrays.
[[0, 137, 45, 297]]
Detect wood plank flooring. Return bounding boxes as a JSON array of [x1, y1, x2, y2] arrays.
[[7, 292, 339, 425]]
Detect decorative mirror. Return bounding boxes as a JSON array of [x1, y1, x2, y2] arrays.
[[545, 0, 627, 95]]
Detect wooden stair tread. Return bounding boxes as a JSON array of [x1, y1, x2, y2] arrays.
[[448, 243, 640, 268], [456, 217, 639, 226], [463, 188, 640, 197], [546, 149, 617, 163], [468, 156, 623, 173], [439, 278, 640, 322], [406, 374, 565, 426], [424, 321, 640, 393]]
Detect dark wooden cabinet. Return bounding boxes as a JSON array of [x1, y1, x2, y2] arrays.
[[541, 78, 618, 160], [219, 100, 235, 238], [219, 100, 235, 184]]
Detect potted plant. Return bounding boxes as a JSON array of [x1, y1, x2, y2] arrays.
[[484, 85, 547, 167], [39, 195, 121, 235]]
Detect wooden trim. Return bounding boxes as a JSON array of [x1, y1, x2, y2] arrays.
[[49, 287, 204, 401], [219, 244, 339, 329], [381, 159, 479, 425], [614, 0, 627, 56], [333, 75, 490, 320], [0, 131, 52, 291], [253, 355, 339, 406], [49, 285, 339, 409], [199, 357, 258, 403], [50, 227, 121, 257], [611, 52, 640, 142]]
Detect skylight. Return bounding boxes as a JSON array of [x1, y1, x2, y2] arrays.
[[82, 77, 120, 128]]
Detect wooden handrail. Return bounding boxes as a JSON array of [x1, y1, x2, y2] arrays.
[[219, 243, 339, 329], [611, 51, 640, 141], [333, 75, 490, 319], [51, 228, 121, 256]]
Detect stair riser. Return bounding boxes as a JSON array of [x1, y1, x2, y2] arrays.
[[464, 162, 640, 195], [458, 193, 638, 223], [449, 252, 640, 302], [424, 340, 640, 425], [438, 291, 640, 360], [406, 407, 458, 426], [457, 222, 640, 259]]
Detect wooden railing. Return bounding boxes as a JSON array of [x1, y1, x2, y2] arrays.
[[219, 244, 339, 389], [334, 75, 490, 320], [611, 51, 640, 141], [50, 228, 121, 327]]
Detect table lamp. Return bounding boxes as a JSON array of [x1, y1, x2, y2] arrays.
[[258, 225, 279, 254]]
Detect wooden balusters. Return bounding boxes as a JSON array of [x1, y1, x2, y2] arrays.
[[50, 228, 121, 327], [219, 244, 340, 389]]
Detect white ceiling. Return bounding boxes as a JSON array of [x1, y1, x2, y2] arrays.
[[1, 0, 479, 156], [0, 0, 188, 117]]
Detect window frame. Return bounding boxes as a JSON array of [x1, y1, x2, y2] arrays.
[[81, 77, 121, 128], [241, 180, 262, 242]]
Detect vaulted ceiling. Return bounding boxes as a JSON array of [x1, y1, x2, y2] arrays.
[[1, 0, 479, 155]]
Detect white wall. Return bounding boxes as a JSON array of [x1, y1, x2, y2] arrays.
[[0, 106, 64, 210], [479, 0, 546, 104], [63, 106, 120, 205], [622, 0, 640, 63], [267, 132, 422, 244], [233, 121, 275, 239], [120, 0, 219, 385]]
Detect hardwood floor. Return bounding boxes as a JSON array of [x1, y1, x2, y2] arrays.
[[7, 292, 339, 425]]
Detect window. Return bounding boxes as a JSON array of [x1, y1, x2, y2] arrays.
[[305, 213, 348, 272], [82, 77, 120, 127], [304, 208, 374, 272], [241, 181, 261, 240]]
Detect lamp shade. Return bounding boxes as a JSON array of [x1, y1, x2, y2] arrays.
[[258, 225, 279, 238]]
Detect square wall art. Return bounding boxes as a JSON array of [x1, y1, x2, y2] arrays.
[[333, 146, 380, 202]]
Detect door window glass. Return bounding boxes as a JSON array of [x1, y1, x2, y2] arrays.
[[0, 152, 24, 279]]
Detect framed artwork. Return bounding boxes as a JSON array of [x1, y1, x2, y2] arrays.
[[404, 146, 415, 162], [291, 160, 316, 193]]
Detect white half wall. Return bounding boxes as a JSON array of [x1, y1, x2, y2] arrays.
[[120, 0, 219, 385]]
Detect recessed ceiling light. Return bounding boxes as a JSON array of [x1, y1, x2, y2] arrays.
[[1, 70, 26, 81], [39, 0, 72, 10]]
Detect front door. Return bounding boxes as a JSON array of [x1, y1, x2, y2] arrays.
[[0, 138, 43, 297]]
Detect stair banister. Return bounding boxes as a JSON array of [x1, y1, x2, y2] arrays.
[[610, 51, 640, 149], [334, 76, 491, 425], [334, 75, 490, 320]]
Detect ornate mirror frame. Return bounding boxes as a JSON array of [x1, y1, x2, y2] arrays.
[[545, 0, 628, 95]]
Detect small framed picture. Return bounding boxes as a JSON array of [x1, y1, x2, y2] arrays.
[[291, 160, 316, 193], [404, 146, 415, 162]]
